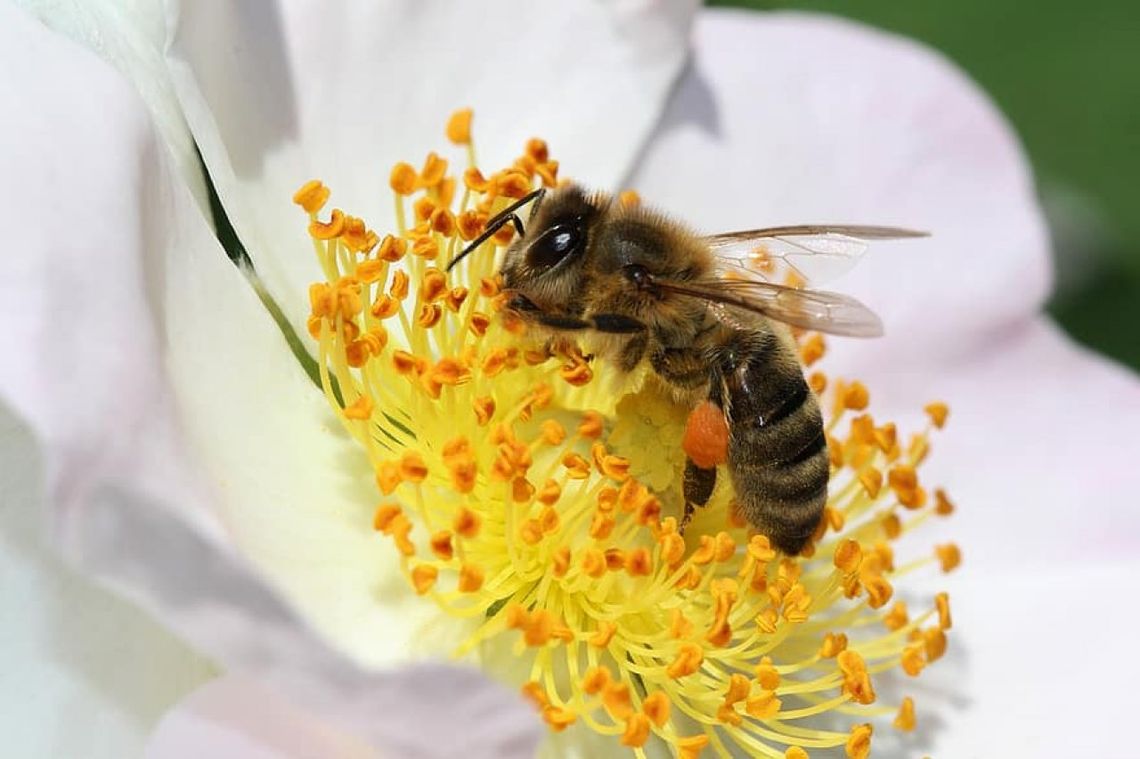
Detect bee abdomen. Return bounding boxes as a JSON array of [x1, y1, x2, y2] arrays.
[[724, 345, 828, 554]]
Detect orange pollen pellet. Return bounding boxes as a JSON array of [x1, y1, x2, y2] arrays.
[[683, 401, 729, 469], [292, 179, 330, 214], [446, 107, 473, 145], [410, 565, 438, 595], [457, 563, 484, 593]]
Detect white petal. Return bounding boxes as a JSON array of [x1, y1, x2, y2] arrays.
[[0, 6, 538, 750], [14, 0, 208, 210], [164, 0, 697, 341], [628, 9, 1050, 369], [0, 410, 215, 759], [861, 318, 1140, 568], [903, 561, 1140, 756], [147, 670, 541, 759]]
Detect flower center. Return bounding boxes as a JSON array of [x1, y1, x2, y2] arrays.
[[294, 110, 960, 758]]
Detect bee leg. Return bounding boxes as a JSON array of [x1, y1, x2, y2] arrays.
[[531, 313, 647, 334], [680, 458, 717, 534]]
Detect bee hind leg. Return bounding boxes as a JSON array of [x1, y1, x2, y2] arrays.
[[680, 458, 717, 534]]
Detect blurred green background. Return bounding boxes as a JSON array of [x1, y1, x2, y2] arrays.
[[718, 0, 1140, 370]]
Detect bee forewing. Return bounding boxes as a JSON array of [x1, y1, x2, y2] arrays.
[[660, 279, 884, 338], [705, 225, 926, 286]]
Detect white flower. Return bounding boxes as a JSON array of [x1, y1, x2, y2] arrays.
[[2, 2, 1138, 757]]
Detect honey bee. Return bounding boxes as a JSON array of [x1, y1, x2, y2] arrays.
[[448, 186, 924, 554]]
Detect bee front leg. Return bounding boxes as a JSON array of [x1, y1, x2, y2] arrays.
[[681, 458, 717, 533]]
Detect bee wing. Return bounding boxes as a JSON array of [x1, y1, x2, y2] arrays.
[[705, 225, 927, 286], [658, 278, 884, 338]]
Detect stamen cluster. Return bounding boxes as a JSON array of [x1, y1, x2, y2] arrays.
[[294, 110, 960, 758]]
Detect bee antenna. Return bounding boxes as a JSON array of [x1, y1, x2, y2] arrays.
[[446, 188, 546, 273]]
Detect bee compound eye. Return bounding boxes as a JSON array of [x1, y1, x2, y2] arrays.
[[527, 221, 582, 270]]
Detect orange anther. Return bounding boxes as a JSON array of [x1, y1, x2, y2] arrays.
[[372, 504, 402, 532], [800, 333, 825, 366], [292, 179, 330, 214], [935, 592, 952, 630], [541, 706, 576, 732], [843, 381, 870, 410], [309, 208, 345, 239], [620, 714, 650, 748], [589, 620, 616, 648], [925, 401, 949, 428], [745, 689, 781, 719], [457, 563, 484, 593], [453, 506, 481, 538], [846, 724, 872, 759], [343, 394, 373, 421], [472, 395, 495, 426], [834, 539, 862, 574], [894, 697, 916, 732], [446, 107, 473, 145], [935, 543, 962, 572], [389, 162, 417, 195], [625, 547, 653, 576], [820, 631, 849, 659], [786, 748, 809, 759], [883, 601, 909, 631], [429, 530, 453, 561], [665, 643, 703, 679], [581, 666, 611, 694], [581, 548, 607, 579], [375, 461, 401, 495], [641, 691, 670, 727], [881, 513, 902, 539], [923, 627, 947, 661], [678, 735, 710, 759], [410, 564, 438, 595], [901, 644, 925, 676], [934, 488, 955, 515]]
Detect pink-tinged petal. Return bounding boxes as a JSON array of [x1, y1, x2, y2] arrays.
[[163, 0, 697, 344], [0, 6, 541, 753], [898, 561, 1139, 756], [628, 9, 1050, 369], [0, 408, 215, 759], [854, 318, 1140, 567], [147, 671, 541, 759]]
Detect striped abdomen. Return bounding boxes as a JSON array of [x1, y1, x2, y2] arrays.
[[720, 329, 828, 554]]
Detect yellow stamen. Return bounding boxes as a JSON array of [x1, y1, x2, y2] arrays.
[[295, 115, 959, 758]]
